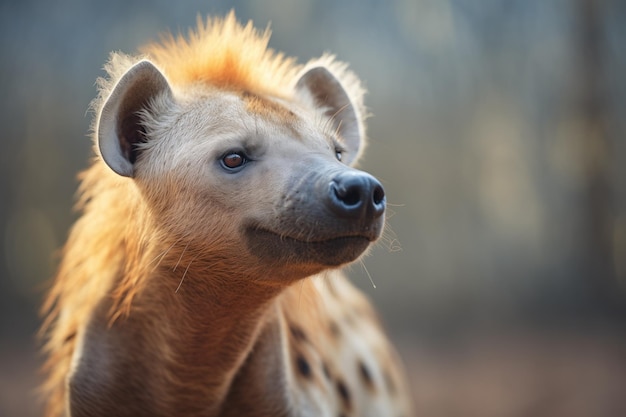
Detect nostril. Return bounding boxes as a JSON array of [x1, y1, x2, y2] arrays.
[[372, 184, 385, 206], [334, 182, 362, 207]]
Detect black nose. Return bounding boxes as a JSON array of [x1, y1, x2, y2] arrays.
[[328, 171, 386, 220]]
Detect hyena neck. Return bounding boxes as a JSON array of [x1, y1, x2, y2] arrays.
[[72, 251, 290, 417], [144, 264, 287, 413]]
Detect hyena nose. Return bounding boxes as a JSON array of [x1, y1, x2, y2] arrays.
[[329, 171, 386, 220]]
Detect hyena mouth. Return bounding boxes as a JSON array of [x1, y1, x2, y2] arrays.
[[244, 228, 373, 267]]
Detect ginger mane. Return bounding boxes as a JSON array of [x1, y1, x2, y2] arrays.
[[142, 10, 300, 96], [39, 161, 159, 416]]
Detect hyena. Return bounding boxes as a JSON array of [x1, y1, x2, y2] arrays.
[[40, 12, 413, 417]]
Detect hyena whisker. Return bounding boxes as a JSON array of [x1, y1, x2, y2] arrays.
[[172, 243, 189, 272], [175, 253, 199, 294], [380, 222, 402, 253], [332, 119, 344, 140], [323, 103, 350, 138], [317, 111, 339, 143], [320, 114, 334, 138], [149, 236, 184, 270], [384, 206, 398, 220], [358, 259, 377, 289]]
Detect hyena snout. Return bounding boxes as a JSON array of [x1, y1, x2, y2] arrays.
[[328, 171, 386, 221]]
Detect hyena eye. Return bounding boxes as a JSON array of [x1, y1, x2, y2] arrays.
[[333, 141, 345, 162], [220, 151, 248, 171]]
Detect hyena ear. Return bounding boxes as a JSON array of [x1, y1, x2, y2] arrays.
[[97, 60, 172, 177], [295, 66, 364, 165]]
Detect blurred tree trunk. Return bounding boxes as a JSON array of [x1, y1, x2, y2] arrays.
[[576, 0, 616, 301]]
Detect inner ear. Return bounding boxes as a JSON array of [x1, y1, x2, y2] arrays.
[[295, 67, 362, 165], [116, 87, 151, 166], [97, 60, 172, 177]]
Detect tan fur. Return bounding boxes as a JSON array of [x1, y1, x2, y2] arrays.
[[40, 12, 411, 417]]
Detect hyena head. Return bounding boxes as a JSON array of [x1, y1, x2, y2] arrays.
[[97, 59, 385, 280]]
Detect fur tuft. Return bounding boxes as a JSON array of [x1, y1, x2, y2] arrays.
[[142, 11, 299, 97]]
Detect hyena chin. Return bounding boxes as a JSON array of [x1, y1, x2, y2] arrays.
[[41, 11, 413, 417]]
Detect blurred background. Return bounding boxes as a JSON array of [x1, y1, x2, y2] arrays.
[[1, 1, 625, 416]]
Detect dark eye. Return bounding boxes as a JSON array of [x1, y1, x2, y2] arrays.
[[220, 151, 248, 171], [335, 149, 343, 162]]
